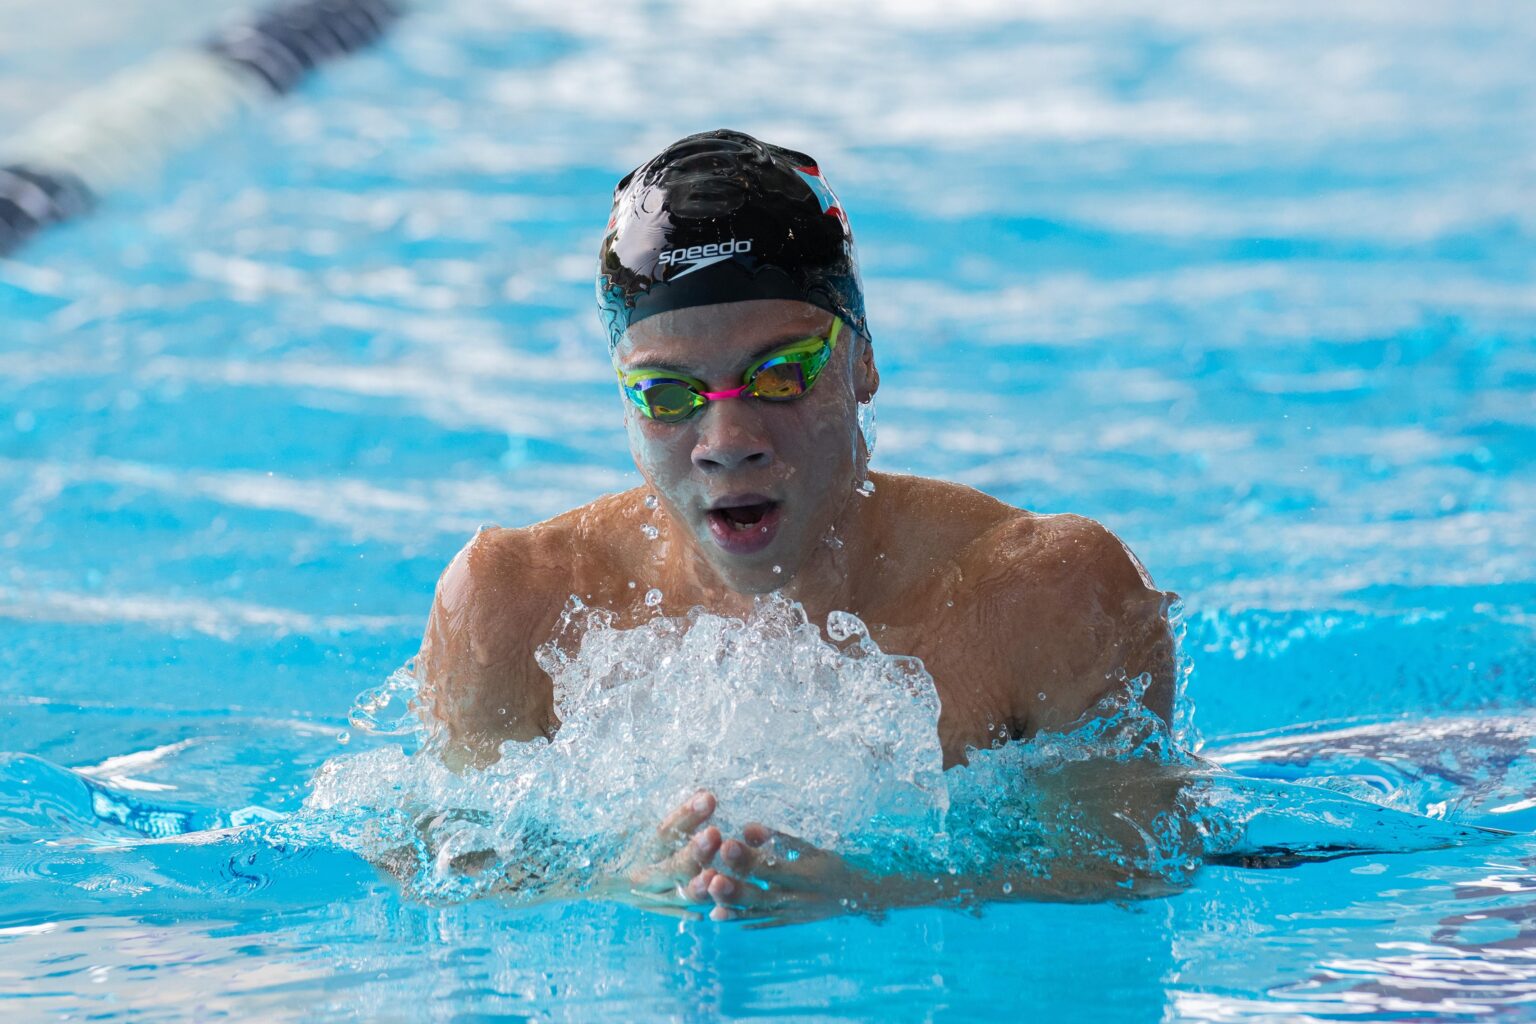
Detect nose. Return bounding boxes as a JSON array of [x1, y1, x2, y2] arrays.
[[691, 398, 774, 473]]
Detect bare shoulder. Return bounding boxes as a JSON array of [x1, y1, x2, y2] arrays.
[[427, 523, 567, 660], [969, 511, 1159, 597], [954, 509, 1175, 731], [415, 488, 648, 766], [871, 472, 1019, 556], [434, 485, 649, 637]]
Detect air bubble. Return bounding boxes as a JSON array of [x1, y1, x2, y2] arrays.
[[477, 522, 500, 534], [772, 564, 782, 575], [628, 580, 636, 589], [335, 730, 350, 745], [640, 524, 659, 540], [644, 588, 663, 607], [1001, 881, 1013, 894], [857, 478, 876, 497], [643, 494, 659, 510]]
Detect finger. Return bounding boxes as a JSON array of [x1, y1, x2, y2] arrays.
[[684, 868, 717, 903], [669, 825, 721, 878], [708, 869, 780, 912], [628, 826, 721, 892], [708, 873, 742, 921], [656, 791, 716, 843], [727, 827, 815, 884], [718, 836, 760, 876]]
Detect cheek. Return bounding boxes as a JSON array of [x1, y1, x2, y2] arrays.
[[626, 415, 691, 488], [786, 393, 860, 485]]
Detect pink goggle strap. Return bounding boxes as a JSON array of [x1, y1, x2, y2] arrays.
[[697, 383, 751, 401]]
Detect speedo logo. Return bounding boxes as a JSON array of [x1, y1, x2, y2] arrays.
[[658, 238, 753, 279]]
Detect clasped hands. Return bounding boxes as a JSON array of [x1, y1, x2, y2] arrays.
[[625, 790, 870, 923]]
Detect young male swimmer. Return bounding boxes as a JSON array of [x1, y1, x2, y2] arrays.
[[416, 129, 1177, 920]]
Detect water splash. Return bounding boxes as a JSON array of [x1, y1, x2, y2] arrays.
[[304, 597, 1520, 908], [307, 596, 950, 902]]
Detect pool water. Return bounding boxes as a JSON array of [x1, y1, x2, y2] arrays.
[[3, 0, 1535, 1019]]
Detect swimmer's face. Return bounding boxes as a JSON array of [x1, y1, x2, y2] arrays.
[[615, 299, 878, 593]]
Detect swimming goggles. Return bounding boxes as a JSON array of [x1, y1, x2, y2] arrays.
[[617, 317, 843, 423]]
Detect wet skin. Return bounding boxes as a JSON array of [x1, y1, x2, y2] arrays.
[[416, 298, 1177, 919]]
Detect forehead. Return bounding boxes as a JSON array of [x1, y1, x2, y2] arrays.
[[615, 299, 831, 372]]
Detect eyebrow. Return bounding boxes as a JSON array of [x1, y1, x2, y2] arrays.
[[620, 325, 829, 377]]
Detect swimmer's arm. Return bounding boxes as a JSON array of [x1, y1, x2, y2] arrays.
[[648, 769, 1196, 924], [690, 792, 1194, 924], [984, 513, 1177, 733], [415, 530, 560, 771]]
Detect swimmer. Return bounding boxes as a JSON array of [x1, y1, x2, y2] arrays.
[[416, 129, 1177, 920]]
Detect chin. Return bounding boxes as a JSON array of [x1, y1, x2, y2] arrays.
[[706, 551, 791, 595]]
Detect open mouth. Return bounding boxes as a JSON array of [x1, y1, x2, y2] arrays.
[[704, 497, 783, 555], [708, 501, 777, 532]]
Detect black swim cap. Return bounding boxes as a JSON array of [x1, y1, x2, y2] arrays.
[[596, 129, 869, 351]]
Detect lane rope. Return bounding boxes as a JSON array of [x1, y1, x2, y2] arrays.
[[1, 0, 403, 258]]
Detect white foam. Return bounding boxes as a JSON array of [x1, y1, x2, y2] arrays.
[[308, 596, 952, 899], [301, 596, 1229, 904]]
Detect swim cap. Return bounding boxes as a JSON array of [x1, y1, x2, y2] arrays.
[[597, 129, 869, 350]]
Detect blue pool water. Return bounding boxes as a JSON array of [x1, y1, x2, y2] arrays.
[[3, 1, 1535, 1019]]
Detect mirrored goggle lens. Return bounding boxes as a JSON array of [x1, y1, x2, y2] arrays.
[[637, 381, 702, 421], [750, 360, 809, 400]]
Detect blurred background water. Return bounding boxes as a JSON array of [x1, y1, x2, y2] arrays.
[[1, 0, 1534, 1019]]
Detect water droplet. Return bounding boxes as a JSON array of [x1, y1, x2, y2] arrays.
[[643, 494, 659, 510], [640, 523, 659, 540], [858, 398, 877, 457], [644, 588, 663, 607], [335, 730, 350, 745], [771, 564, 782, 575], [857, 478, 876, 497], [826, 610, 869, 642]]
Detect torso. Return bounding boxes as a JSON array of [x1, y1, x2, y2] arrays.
[[464, 472, 1138, 768]]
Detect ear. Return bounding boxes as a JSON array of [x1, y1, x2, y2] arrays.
[[853, 332, 879, 404]]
